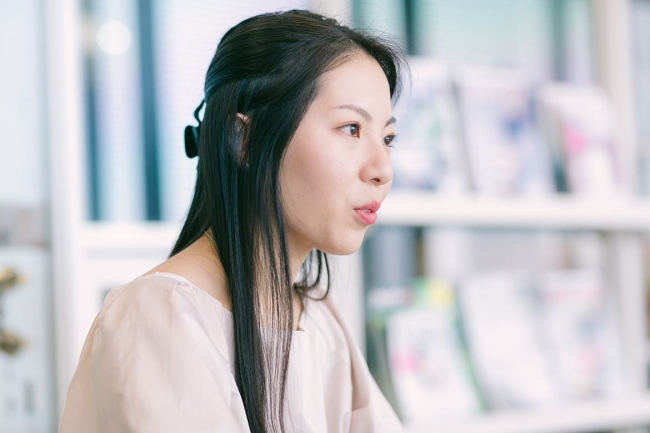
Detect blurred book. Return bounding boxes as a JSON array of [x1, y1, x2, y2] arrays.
[[538, 268, 623, 400], [538, 84, 627, 196], [458, 268, 623, 410], [368, 266, 624, 416], [455, 67, 554, 197], [392, 60, 469, 194], [385, 278, 482, 424], [458, 271, 560, 409]]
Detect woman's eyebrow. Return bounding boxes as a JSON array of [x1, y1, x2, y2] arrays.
[[335, 104, 396, 127]]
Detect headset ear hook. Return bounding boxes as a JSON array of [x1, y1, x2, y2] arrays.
[[184, 99, 205, 159]]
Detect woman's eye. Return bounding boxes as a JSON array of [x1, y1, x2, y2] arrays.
[[384, 134, 396, 148], [342, 123, 360, 137]]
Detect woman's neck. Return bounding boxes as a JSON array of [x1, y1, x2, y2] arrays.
[[152, 231, 307, 330]]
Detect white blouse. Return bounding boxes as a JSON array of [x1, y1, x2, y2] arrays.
[[59, 272, 403, 432]]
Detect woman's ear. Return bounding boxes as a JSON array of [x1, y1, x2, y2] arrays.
[[236, 112, 250, 124], [235, 112, 250, 165]]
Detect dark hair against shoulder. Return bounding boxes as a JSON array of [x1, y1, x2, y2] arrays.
[[170, 9, 407, 433]]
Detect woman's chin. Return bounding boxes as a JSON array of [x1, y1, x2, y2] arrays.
[[319, 235, 366, 256]]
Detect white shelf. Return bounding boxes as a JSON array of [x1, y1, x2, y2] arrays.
[[405, 395, 650, 433], [379, 191, 650, 230], [79, 194, 650, 254]]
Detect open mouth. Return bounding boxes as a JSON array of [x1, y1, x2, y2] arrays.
[[354, 202, 380, 225]]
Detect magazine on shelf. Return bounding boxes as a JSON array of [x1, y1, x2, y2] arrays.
[[366, 280, 482, 422], [538, 268, 623, 400], [458, 271, 560, 409], [455, 67, 554, 197], [391, 59, 469, 193], [537, 84, 627, 196], [384, 279, 482, 424]]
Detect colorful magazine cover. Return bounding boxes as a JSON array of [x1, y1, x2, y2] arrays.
[[455, 67, 554, 197], [538, 84, 627, 196], [538, 268, 623, 400], [458, 271, 560, 409], [385, 279, 482, 424]]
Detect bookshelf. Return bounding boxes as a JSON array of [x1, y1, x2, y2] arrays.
[[46, 0, 650, 432], [405, 395, 650, 433], [343, 1, 650, 433], [369, 191, 650, 433], [381, 191, 650, 230]]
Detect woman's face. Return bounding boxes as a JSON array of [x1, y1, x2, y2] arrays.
[[280, 53, 395, 258]]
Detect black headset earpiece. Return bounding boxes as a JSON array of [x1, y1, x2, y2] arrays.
[[184, 125, 200, 158], [184, 99, 205, 159]]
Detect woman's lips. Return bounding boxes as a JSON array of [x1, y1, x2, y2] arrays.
[[354, 201, 380, 225], [355, 209, 377, 225]]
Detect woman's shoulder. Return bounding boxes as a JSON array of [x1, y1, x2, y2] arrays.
[[60, 273, 246, 433], [97, 272, 233, 363], [103, 272, 230, 320]]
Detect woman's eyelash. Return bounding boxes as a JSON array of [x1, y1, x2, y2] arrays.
[[384, 134, 397, 148], [341, 123, 361, 137]]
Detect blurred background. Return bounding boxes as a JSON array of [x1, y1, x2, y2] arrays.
[[3, 0, 650, 432]]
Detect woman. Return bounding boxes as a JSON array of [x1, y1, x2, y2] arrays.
[[60, 9, 406, 433]]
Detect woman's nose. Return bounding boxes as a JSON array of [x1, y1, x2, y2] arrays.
[[360, 139, 393, 186]]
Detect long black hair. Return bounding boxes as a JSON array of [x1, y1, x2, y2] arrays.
[[170, 9, 406, 433]]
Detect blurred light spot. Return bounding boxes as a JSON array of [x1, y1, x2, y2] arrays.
[[96, 21, 131, 55]]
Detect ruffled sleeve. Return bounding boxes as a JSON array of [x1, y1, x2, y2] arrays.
[[59, 276, 250, 433]]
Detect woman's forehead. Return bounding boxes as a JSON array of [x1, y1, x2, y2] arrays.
[[314, 55, 392, 116]]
